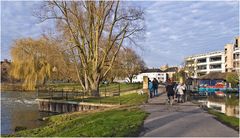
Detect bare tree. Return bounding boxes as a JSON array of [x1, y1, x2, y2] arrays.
[[39, 1, 144, 96], [121, 48, 146, 83]]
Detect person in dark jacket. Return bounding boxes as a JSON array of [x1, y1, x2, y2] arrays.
[[148, 79, 154, 98], [166, 80, 175, 105], [152, 78, 159, 96]]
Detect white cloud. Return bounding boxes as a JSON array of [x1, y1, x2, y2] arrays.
[[1, 1, 54, 60], [137, 1, 238, 67], [1, 1, 238, 68]]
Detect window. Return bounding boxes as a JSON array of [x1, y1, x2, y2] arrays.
[[197, 65, 207, 70], [210, 64, 221, 69], [197, 72, 206, 77], [210, 56, 221, 62], [234, 53, 239, 60], [197, 58, 206, 63]]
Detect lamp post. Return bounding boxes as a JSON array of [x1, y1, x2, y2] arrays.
[[184, 70, 189, 102]]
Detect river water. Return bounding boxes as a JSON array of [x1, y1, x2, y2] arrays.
[[1, 91, 51, 135]]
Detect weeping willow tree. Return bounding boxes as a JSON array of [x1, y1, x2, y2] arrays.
[[10, 37, 62, 90]]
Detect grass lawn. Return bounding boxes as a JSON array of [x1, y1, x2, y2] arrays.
[[47, 82, 142, 91], [8, 91, 149, 137], [73, 93, 148, 105], [208, 109, 239, 131], [10, 108, 148, 137]]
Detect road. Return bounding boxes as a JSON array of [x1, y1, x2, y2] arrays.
[[139, 87, 239, 137]]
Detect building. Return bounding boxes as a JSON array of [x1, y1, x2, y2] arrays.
[[132, 69, 167, 83], [163, 67, 179, 79], [225, 36, 240, 72], [185, 36, 240, 78], [185, 51, 225, 78]]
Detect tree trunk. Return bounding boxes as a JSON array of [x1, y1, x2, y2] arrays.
[[91, 81, 100, 97], [129, 76, 133, 83]]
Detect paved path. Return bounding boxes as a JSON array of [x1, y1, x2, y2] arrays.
[[140, 89, 239, 137]]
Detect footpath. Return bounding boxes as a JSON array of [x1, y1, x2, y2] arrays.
[[139, 87, 239, 137]]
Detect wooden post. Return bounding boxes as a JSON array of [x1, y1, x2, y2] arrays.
[[143, 76, 148, 89], [143, 76, 149, 95], [62, 89, 63, 100], [36, 88, 39, 98]]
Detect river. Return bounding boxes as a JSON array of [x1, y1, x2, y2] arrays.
[[1, 91, 52, 135]]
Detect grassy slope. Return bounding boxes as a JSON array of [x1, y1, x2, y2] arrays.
[[11, 93, 148, 137], [12, 108, 147, 137], [208, 109, 239, 131]]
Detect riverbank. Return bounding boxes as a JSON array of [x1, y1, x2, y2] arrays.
[[207, 108, 239, 131], [10, 107, 148, 137], [6, 92, 149, 137], [1, 91, 49, 135], [0, 83, 24, 91]]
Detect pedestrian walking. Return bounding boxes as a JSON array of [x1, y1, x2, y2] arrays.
[[148, 79, 154, 98], [166, 80, 174, 105], [153, 78, 159, 96], [176, 83, 185, 103]]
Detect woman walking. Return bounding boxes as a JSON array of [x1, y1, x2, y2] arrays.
[[176, 83, 185, 103], [148, 79, 154, 98]]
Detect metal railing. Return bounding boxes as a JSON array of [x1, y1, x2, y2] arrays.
[[36, 83, 142, 104]]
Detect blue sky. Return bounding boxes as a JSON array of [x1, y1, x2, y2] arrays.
[[1, 1, 239, 67]]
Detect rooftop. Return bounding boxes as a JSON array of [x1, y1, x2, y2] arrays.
[[141, 68, 164, 73], [185, 50, 224, 60]]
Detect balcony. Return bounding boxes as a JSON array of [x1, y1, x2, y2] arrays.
[[210, 56, 222, 62], [197, 72, 206, 77], [197, 58, 206, 63], [210, 64, 221, 69], [233, 53, 239, 61], [197, 65, 207, 70]]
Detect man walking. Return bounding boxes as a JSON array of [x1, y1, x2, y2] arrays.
[[153, 78, 159, 96], [166, 80, 174, 105]]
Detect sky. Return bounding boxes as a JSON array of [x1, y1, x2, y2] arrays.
[[1, 0, 239, 68]]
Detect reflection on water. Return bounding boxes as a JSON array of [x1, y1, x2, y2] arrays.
[[1, 91, 51, 135]]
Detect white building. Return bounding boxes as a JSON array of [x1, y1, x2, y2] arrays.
[[185, 51, 225, 78], [185, 36, 240, 78], [132, 69, 167, 83]]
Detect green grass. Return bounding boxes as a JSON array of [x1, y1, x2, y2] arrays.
[[208, 109, 239, 131], [73, 93, 148, 105], [4, 83, 147, 137], [47, 82, 142, 91], [10, 108, 148, 137]]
